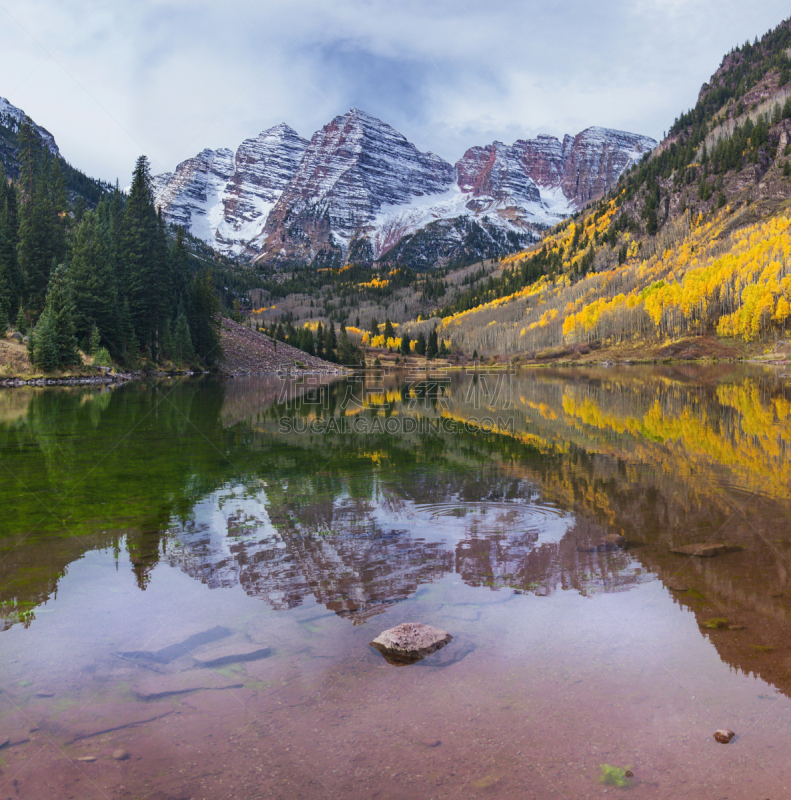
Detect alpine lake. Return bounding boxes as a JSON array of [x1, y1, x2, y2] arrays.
[[1, 363, 791, 800]]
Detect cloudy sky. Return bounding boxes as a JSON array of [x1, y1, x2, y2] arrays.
[[2, 0, 790, 184]]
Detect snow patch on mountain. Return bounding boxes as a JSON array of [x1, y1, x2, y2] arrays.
[[151, 109, 657, 265], [369, 184, 572, 260], [152, 124, 308, 256]]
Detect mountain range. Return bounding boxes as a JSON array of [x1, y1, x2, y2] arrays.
[[2, 93, 657, 270], [151, 109, 657, 268]]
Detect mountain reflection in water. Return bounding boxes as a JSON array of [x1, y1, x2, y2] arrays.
[[2, 364, 791, 696]]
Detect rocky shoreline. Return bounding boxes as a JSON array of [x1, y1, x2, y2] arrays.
[[0, 316, 347, 387], [0, 370, 139, 387]]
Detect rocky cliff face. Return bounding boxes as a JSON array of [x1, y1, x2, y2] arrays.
[[558, 127, 657, 206], [151, 110, 657, 266], [456, 127, 656, 211], [152, 124, 308, 256], [255, 108, 455, 262], [456, 140, 542, 204]]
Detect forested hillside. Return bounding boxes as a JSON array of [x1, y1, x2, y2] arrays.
[[1, 111, 112, 208], [407, 19, 791, 358], [0, 124, 223, 371]]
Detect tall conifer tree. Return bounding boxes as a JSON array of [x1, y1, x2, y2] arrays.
[[122, 156, 158, 357], [27, 264, 80, 370], [70, 209, 118, 351], [189, 269, 221, 366]]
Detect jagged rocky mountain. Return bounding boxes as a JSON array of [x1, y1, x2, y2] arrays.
[[151, 124, 309, 257], [152, 108, 657, 267], [257, 109, 456, 264], [457, 127, 658, 209]]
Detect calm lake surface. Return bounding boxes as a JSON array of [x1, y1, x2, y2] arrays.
[[2, 365, 791, 799]]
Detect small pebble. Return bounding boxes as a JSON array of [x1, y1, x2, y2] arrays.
[[112, 749, 129, 761], [76, 756, 97, 762], [422, 740, 441, 748], [624, 770, 634, 778], [714, 728, 735, 744], [34, 691, 54, 698]]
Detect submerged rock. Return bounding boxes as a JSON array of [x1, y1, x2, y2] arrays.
[[714, 728, 735, 744], [370, 622, 452, 666], [671, 543, 744, 558], [112, 748, 129, 760], [120, 625, 232, 665], [191, 641, 271, 668], [133, 673, 243, 701], [577, 533, 627, 553]]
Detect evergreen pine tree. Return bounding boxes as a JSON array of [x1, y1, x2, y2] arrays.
[[122, 156, 158, 356], [383, 318, 395, 340], [161, 318, 174, 362], [298, 326, 315, 355], [90, 323, 101, 355], [28, 264, 81, 370], [189, 269, 221, 366], [150, 209, 171, 360], [400, 332, 411, 356], [426, 326, 439, 359], [415, 331, 426, 356], [323, 320, 337, 361], [70, 209, 118, 353], [171, 226, 191, 308], [15, 304, 27, 335], [173, 307, 194, 365], [105, 183, 125, 283], [337, 325, 354, 365], [116, 297, 138, 364]]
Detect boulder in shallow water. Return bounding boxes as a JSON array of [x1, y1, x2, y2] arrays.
[[370, 623, 452, 666], [671, 543, 744, 558]]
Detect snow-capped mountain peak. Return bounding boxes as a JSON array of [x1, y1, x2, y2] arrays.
[[151, 109, 657, 266]]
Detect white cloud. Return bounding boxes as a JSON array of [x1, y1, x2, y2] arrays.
[[1, 0, 788, 184]]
